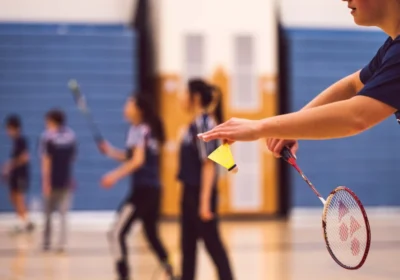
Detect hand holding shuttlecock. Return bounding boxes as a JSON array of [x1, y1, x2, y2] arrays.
[[208, 143, 238, 173]]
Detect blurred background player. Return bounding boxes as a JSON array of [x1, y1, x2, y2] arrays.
[[2, 115, 34, 234], [177, 79, 234, 280], [40, 109, 77, 252], [99, 94, 176, 280]]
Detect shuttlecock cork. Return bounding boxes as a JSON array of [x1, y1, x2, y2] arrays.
[[208, 143, 238, 173]]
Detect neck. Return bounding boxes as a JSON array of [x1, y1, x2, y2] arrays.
[[378, 7, 400, 39]]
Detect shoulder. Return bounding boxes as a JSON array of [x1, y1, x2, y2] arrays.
[[139, 123, 150, 136], [40, 130, 54, 141], [64, 127, 76, 139], [382, 38, 400, 62], [128, 124, 147, 135], [60, 127, 76, 143]]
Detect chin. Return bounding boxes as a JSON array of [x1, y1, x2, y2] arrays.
[[353, 17, 375, 27]]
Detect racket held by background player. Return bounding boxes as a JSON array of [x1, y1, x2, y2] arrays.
[[68, 79, 104, 144]]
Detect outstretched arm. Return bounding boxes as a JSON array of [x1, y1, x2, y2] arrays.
[[98, 141, 127, 162], [199, 95, 396, 141], [259, 95, 395, 139]]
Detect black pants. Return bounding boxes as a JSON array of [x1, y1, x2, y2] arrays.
[[180, 185, 234, 280], [108, 187, 169, 279]]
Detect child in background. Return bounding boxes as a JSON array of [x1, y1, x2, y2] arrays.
[[2, 115, 34, 234], [177, 79, 234, 280], [40, 109, 77, 252], [100, 94, 176, 280]]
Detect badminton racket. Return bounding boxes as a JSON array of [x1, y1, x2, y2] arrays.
[[281, 146, 371, 270], [68, 79, 104, 144]]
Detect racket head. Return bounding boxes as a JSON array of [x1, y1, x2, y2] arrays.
[[68, 79, 88, 113], [322, 186, 371, 270], [67, 79, 104, 143]]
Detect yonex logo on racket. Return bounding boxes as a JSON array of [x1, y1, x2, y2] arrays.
[[338, 201, 362, 256]]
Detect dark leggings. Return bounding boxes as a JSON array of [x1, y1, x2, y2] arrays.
[[108, 187, 169, 279], [180, 185, 234, 280]]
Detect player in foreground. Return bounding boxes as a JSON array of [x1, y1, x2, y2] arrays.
[[198, 0, 400, 156]]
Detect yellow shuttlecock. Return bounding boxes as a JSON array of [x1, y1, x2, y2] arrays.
[[208, 143, 238, 173]]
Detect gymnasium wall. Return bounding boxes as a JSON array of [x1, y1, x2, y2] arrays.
[[0, 1, 138, 212], [280, 0, 400, 207], [0, 0, 136, 23], [156, 0, 280, 216]]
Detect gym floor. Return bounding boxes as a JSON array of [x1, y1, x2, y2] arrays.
[[0, 210, 399, 280]]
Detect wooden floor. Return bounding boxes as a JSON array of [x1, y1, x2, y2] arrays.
[[1, 211, 400, 280]]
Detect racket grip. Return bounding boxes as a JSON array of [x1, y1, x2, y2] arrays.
[[281, 146, 295, 162]]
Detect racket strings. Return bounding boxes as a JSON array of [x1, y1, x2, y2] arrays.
[[324, 189, 368, 268]]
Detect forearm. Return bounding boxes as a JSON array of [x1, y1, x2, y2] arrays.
[[41, 157, 51, 191], [10, 153, 29, 168], [106, 147, 126, 162], [259, 100, 367, 140], [301, 71, 362, 110], [111, 161, 141, 181], [201, 161, 216, 205]]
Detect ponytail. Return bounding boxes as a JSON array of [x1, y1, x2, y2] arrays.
[[207, 86, 224, 124], [135, 93, 166, 144], [188, 78, 224, 124]]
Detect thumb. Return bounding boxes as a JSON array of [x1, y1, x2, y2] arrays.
[[290, 144, 298, 159]]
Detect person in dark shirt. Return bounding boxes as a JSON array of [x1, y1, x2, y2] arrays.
[[177, 79, 234, 280], [99, 94, 176, 280], [198, 0, 400, 159], [2, 115, 34, 233], [40, 109, 76, 252]]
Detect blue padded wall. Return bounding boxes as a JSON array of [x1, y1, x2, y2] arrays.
[[286, 28, 400, 207], [0, 23, 137, 211]]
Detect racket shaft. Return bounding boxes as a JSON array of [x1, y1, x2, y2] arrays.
[[84, 111, 103, 142], [68, 83, 103, 143], [292, 165, 326, 204]]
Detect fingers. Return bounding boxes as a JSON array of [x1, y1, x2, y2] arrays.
[[274, 139, 289, 158], [290, 142, 299, 158], [198, 129, 230, 142], [222, 139, 235, 145], [271, 139, 283, 157], [198, 120, 231, 142], [265, 138, 281, 157], [266, 139, 298, 159]]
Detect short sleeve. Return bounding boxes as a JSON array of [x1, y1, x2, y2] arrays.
[[357, 42, 400, 110], [360, 37, 392, 84], [196, 115, 219, 161], [13, 137, 28, 158], [126, 125, 147, 148]]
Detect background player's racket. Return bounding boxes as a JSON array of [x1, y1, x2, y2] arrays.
[[281, 146, 371, 270], [68, 80, 104, 144]]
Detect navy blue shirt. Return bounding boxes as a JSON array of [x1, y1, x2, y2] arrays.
[[40, 127, 76, 188], [178, 113, 219, 187], [126, 124, 161, 188], [359, 36, 400, 118], [9, 135, 29, 180]]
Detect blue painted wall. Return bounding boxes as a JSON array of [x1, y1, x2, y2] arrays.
[[286, 28, 400, 207], [0, 23, 137, 211]]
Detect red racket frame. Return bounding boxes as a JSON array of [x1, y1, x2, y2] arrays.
[[322, 186, 371, 270], [281, 147, 371, 269]]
